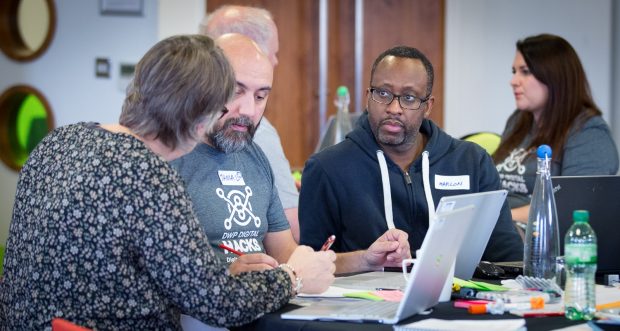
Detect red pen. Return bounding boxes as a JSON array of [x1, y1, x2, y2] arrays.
[[522, 312, 565, 318], [218, 243, 244, 256], [320, 235, 336, 251]]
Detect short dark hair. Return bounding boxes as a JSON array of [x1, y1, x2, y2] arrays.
[[120, 34, 235, 149], [370, 46, 434, 97]]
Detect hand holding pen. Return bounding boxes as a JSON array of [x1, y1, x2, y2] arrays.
[[219, 243, 244, 256], [285, 244, 337, 294], [320, 235, 336, 251]]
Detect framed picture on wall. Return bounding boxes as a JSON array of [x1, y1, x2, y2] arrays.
[[100, 0, 143, 16]]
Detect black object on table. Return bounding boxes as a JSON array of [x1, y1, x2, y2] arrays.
[[232, 300, 585, 331]]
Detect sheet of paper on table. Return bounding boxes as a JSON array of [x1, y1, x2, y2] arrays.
[[297, 285, 405, 302], [297, 286, 354, 298], [393, 318, 525, 331]]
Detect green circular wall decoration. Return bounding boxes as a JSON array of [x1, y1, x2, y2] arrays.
[[0, 85, 54, 171]]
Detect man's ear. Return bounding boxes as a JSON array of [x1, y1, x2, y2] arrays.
[[423, 96, 435, 118]]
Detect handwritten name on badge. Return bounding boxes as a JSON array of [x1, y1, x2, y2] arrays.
[[434, 175, 470, 190], [218, 171, 245, 186]]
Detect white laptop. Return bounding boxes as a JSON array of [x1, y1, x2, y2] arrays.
[[281, 204, 477, 324], [436, 190, 507, 280], [329, 190, 508, 292]]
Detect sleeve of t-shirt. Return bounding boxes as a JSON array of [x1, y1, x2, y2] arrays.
[[254, 119, 300, 210], [266, 178, 291, 233], [254, 141, 291, 233], [561, 118, 619, 175]]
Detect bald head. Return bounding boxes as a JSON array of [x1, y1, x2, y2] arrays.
[[216, 33, 273, 84], [200, 5, 279, 66]]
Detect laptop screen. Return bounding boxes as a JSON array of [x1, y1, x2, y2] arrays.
[[552, 175, 620, 274]]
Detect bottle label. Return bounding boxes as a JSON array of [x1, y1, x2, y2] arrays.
[[565, 243, 597, 264]]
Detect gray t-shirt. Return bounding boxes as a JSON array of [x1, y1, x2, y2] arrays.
[[171, 142, 290, 264], [496, 113, 619, 208], [254, 117, 299, 209]]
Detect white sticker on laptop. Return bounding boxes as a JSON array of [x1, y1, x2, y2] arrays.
[[218, 171, 245, 186], [434, 175, 470, 190], [437, 201, 456, 213]]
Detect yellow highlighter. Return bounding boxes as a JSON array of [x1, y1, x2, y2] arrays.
[[343, 291, 384, 301]]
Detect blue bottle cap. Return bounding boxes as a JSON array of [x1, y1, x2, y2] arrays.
[[537, 144, 552, 159]]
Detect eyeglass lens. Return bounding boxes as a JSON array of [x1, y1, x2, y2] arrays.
[[371, 88, 423, 110]]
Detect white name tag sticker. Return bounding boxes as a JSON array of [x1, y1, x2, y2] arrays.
[[434, 175, 470, 190], [218, 171, 245, 186]]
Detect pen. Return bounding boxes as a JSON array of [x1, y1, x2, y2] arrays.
[[596, 300, 620, 310], [320, 235, 336, 251], [218, 243, 244, 256], [522, 311, 565, 318]]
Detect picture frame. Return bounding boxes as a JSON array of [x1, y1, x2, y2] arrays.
[[100, 0, 143, 16]]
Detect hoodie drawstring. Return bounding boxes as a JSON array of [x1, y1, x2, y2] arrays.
[[376, 150, 395, 229], [377, 150, 435, 230], [422, 151, 436, 224]]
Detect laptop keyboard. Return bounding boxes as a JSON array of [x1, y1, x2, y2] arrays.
[[330, 301, 400, 319], [333, 272, 406, 290]]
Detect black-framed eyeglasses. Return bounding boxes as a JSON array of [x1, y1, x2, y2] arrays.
[[369, 87, 430, 110]]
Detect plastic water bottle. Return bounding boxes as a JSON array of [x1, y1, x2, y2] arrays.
[[334, 85, 352, 144], [315, 86, 353, 152], [523, 145, 560, 281], [564, 210, 597, 320]]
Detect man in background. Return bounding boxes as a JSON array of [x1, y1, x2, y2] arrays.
[[200, 5, 302, 242]]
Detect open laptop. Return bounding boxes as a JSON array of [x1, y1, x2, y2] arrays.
[[552, 175, 620, 275], [281, 205, 476, 324], [329, 190, 508, 291], [436, 190, 508, 279]]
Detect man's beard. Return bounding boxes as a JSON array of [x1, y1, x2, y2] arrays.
[[208, 115, 256, 153], [373, 117, 417, 147]]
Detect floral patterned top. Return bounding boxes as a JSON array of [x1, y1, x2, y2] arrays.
[[0, 123, 293, 331]]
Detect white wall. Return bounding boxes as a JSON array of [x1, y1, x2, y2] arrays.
[[158, 0, 205, 39], [444, 0, 614, 140]]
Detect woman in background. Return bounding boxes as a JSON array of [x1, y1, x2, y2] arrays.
[[494, 33, 618, 227], [0, 34, 335, 330]]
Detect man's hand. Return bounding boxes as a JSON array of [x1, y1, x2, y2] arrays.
[[229, 253, 279, 275], [363, 229, 411, 268]]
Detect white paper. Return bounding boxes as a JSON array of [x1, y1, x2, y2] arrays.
[[596, 283, 620, 306], [393, 318, 525, 331], [297, 286, 355, 298]]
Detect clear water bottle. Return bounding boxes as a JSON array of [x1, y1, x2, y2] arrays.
[[523, 145, 560, 281], [334, 85, 352, 144], [564, 210, 597, 320]]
